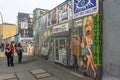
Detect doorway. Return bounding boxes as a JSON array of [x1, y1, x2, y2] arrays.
[[54, 38, 67, 65]]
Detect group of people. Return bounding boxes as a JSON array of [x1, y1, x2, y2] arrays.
[[4, 41, 23, 67]]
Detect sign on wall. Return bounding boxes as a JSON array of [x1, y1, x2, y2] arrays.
[[58, 0, 73, 23], [74, 19, 83, 27], [21, 18, 28, 29], [73, 0, 99, 18], [52, 23, 69, 33], [18, 13, 33, 38]]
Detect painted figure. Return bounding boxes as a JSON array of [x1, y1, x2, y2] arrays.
[[71, 34, 80, 68], [83, 16, 97, 80]]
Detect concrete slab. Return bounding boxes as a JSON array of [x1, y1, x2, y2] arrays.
[[35, 73, 52, 79], [0, 73, 17, 80], [30, 69, 47, 74], [5, 78, 18, 80], [38, 76, 60, 80], [16, 72, 36, 80]]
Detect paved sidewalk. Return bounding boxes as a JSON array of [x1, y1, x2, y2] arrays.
[[0, 51, 91, 80]]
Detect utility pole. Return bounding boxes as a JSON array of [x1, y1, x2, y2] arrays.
[[0, 11, 3, 43]]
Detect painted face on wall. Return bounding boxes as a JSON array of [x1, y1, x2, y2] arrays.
[[72, 37, 78, 46], [85, 21, 93, 35]]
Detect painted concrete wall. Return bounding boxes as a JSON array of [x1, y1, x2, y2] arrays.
[[103, 0, 120, 79], [0, 23, 17, 39]]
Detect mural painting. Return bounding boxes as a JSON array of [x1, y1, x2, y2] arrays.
[[70, 14, 102, 80]]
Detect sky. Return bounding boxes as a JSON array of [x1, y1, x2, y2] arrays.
[[0, 0, 65, 25]]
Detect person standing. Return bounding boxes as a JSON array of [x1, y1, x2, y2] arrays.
[[9, 41, 14, 66], [17, 43, 23, 63], [1, 43, 4, 52], [4, 43, 11, 67], [14, 43, 18, 53]]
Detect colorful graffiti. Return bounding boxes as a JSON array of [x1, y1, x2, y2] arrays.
[[70, 14, 102, 80], [33, 0, 103, 80], [58, 1, 68, 23], [50, 8, 57, 25], [93, 14, 103, 66]]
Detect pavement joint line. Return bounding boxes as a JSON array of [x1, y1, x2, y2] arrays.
[[15, 73, 19, 80], [70, 71, 84, 78], [29, 71, 37, 80], [30, 69, 47, 75], [32, 72, 47, 75], [3, 77, 17, 80], [34, 73, 53, 79]]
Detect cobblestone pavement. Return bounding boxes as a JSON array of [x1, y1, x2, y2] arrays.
[[0, 51, 91, 80]]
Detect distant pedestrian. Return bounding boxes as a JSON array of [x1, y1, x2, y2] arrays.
[[27, 44, 30, 54], [17, 43, 23, 63], [1, 43, 4, 52], [8, 41, 14, 66], [0, 43, 2, 51], [14, 43, 18, 53], [4, 44, 13, 67]]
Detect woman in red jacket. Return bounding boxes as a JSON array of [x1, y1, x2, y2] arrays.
[[9, 41, 14, 66]]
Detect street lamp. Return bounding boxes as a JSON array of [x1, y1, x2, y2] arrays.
[[0, 11, 3, 43]]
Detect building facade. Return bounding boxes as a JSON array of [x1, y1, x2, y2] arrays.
[[0, 23, 17, 42], [33, 0, 103, 80], [17, 13, 33, 43]]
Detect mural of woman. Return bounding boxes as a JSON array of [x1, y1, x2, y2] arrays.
[[83, 16, 97, 80]]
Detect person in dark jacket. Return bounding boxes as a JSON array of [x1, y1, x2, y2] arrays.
[[14, 43, 18, 53], [5, 44, 13, 67], [17, 43, 23, 63]]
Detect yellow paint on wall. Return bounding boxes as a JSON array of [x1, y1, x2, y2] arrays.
[[0, 23, 17, 39]]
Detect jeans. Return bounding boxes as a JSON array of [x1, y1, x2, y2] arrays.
[[7, 55, 14, 66]]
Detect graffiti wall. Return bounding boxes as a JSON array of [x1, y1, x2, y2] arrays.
[[33, 9, 49, 32], [58, 1, 68, 23], [33, 0, 103, 80], [50, 8, 57, 26], [38, 29, 52, 60], [40, 15, 47, 30], [68, 0, 73, 20], [70, 13, 102, 80], [70, 0, 103, 80], [47, 13, 51, 27]]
